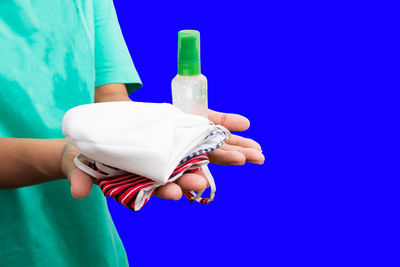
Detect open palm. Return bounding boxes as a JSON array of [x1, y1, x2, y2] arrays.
[[154, 109, 264, 200], [64, 109, 264, 201]]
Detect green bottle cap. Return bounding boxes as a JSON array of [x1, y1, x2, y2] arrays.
[[178, 30, 201, 76]]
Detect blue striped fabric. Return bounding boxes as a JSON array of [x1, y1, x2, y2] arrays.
[[179, 128, 229, 164]]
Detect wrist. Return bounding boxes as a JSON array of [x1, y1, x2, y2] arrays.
[[27, 139, 67, 181]]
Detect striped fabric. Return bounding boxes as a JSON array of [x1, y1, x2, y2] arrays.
[[179, 129, 227, 164], [73, 126, 230, 211], [183, 191, 210, 204], [90, 153, 210, 211]]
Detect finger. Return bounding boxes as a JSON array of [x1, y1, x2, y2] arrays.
[[227, 134, 262, 151], [154, 182, 182, 200], [62, 148, 94, 199], [69, 168, 94, 199], [219, 144, 265, 164], [208, 109, 250, 132], [207, 149, 246, 165], [174, 170, 209, 192]]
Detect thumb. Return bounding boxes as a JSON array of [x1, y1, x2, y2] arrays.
[[62, 143, 94, 199], [68, 167, 94, 199]]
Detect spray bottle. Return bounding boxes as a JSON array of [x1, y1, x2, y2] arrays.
[[172, 30, 218, 203], [172, 30, 208, 118]]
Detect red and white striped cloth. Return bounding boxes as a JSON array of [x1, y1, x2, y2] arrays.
[[73, 126, 229, 211], [84, 153, 211, 211], [63, 102, 232, 211]]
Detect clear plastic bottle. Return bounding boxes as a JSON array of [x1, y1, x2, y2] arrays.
[[172, 74, 208, 117], [172, 30, 217, 203], [172, 30, 208, 118]]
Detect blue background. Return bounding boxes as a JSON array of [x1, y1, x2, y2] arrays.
[[109, 1, 393, 266]]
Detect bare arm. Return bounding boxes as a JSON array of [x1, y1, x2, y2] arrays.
[[94, 83, 130, 102], [0, 83, 128, 189], [0, 138, 66, 188], [0, 83, 264, 201]]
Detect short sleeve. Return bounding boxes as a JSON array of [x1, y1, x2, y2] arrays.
[[94, 0, 142, 94]]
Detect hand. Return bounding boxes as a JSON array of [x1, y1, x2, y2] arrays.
[[154, 109, 264, 200], [207, 110, 264, 165], [62, 110, 264, 201], [61, 143, 96, 199]]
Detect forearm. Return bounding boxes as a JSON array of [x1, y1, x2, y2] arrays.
[[0, 83, 129, 189], [0, 138, 66, 188], [95, 83, 131, 102]]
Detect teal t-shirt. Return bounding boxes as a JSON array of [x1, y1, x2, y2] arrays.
[[0, 1, 142, 266]]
